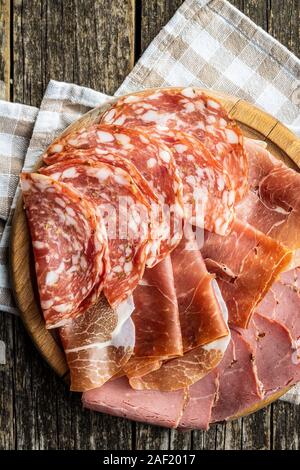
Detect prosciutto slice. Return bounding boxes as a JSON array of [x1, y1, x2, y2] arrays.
[[40, 160, 152, 308], [82, 377, 187, 428], [237, 140, 300, 263], [202, 219, 292, 327], [128, 233, 230, 391], [101, 87, 247, 201], [60, 296, 135, 391], [20, 173, 108, 329], [124, 256, 183, 379]]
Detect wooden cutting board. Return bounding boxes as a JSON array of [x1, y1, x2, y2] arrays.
[[10, 89, 300, 421]]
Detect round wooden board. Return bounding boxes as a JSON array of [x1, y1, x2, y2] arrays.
[[10, 88, 300, 422]]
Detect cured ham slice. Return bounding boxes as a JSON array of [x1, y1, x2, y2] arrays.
[[128, 233, 230, 391], [124, 257, 183, 379], [178, 370, 219, 431], [202, 219, 292, 328], [82, 377, 187, 428], [40, 160, 151, 308], [44, 124, 184, 266], [20, 173, 108, 329], [211, 330, 262, 423], [171, 233, 229, 351], [101, 87, 247, 201], [60, 297, 135, 391], [237, 140, 300, 263]]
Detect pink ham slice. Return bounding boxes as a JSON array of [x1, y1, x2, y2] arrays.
[[82, 376, 187, 428], [211, 330, 262, 423], [237, 313, 300, 398], [178, 370, 219, 431], [44, 124, 184, 266], [40, 160, 152, 308], [101, 87, 247, 201], [256, 277, 300, 356], [128, 232, 230, 391], [202, 219, 292, 328], [20, 173, 108, 329], [237, 140, 300, 262], [124, 256, 183, 379]]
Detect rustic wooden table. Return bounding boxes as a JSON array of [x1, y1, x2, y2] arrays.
[[0, 0, 299, 450]]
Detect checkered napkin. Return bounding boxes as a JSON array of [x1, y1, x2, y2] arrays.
[[0, 0, 299, 401]]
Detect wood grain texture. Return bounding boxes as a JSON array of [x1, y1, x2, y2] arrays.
[[0, 0, 299, 451], [0, 0, 10, 100]]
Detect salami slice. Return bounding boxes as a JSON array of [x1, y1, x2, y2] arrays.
[[162, 131, 235, 235], [20, 173, 108, 328], [44, 124, 184, 266], [100, 87, 247, 201], [40, 160, 152, 308]]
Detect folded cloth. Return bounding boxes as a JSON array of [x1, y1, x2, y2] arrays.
[[0, 0, 299, 402]]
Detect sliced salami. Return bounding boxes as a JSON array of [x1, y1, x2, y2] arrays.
[[44, 124, 184, 266], [40, 160, 152, 308], [20, 173, 107, 328], [162, 131, 235, 235], [100, 87, 247, 201]]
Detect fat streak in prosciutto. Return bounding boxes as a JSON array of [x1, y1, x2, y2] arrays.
[[60, 297, 135, 391], [20, 173, 108, 329], [40, 160, 152, 308], [100, 87, 247, 201]]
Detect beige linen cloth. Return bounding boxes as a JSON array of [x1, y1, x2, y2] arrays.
[[0, 0, 299, 401]]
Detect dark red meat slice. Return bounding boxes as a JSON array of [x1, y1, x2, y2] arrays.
[[237, 140, 300, 263], [124, 256, 183, 380], [40, 160, 152, 308], [20, 172, 107, 328], [202, 219, 292, 327], [100, 87, 247, 201]]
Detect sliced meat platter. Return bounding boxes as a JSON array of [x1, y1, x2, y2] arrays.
[[20, 87, 300, 430]]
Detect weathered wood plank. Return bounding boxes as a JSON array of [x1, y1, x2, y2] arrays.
[[268, 0, 300, 57], [230, 0, 268, 29], [0, 314, 15, 449], [13, 0, 136, 106], [0, 0, 10, 100], [272, 401, 300, 450], [135, 425, 169, 450], [140, 0, 184, 52]]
